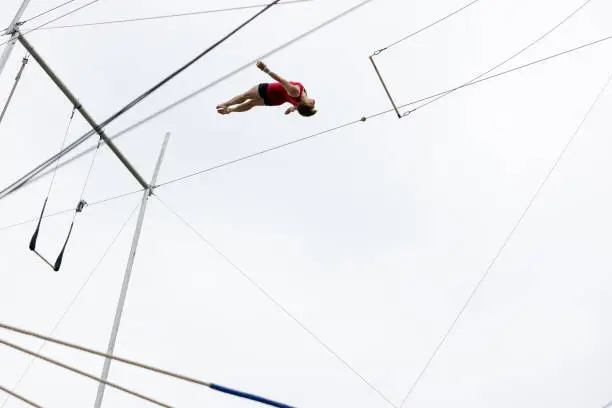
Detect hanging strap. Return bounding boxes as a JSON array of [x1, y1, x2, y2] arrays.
[[29, 106, 75, 252], [28, 106, 79, 271], [28, 197, 48, 251], [53, 221, 74, 272]]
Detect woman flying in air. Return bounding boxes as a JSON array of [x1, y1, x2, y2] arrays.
[[216, 60, 317, 117]]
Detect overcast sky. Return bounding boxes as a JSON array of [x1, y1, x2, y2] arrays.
[[0, 0, 611, 407]]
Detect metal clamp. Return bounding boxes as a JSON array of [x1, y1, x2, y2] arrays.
[[76, 199, 87, 213]]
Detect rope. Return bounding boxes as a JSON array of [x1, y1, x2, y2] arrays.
[[152, 31, 612, 190], [28, 106, 96, 271], [0, 337, 174, 407], [0, 54, 29, 128], [22, 0, 101, 35], [0, 0, 377, 201], [24, 2, 280, 268], [48, 107, 76, 197], [0, 0, 102, 46], [399, 67, 612, 408], [39, 0, 313, 30], [156, 120, 359, 188], [406, 0, 594, 115], [0, 385, 42, 408], [0, 202, 140, 408], [397, 34, 612, 112], [0, 208, 74, 232], [6, 2, 284, 263], [0, 322, 296, 408], [77, 139, 100, 201], [14, 1, 603, 198], [27, 107, 77, 262], [90, 0, 282, 132], [22, 0, 79, 25], [373, 0, 482, 55], [0, 188, 143, 233], [154, 195, 397, 408]]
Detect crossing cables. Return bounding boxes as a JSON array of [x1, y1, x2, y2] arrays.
[[369, 0, 483, 117], [38, 0, 313, 30], [28, 106, 101, 271], [153, 30, 612, 190], [370, 0, 594, 118], [0, 0, 378, 202]]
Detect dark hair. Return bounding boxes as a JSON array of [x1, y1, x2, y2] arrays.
[[297, 102, 317, 117]]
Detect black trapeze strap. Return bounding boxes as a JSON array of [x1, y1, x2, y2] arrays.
[[53, 221, 74, 272], [28, 104, 96, 272], [28, 197, 48, 252]]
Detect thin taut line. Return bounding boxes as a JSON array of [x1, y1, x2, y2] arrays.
[[154, 195, 398, 408], [399, 69, 612, 408]]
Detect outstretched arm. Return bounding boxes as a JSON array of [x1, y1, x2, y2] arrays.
[[257, 61, 301, 97], [284, 106, 296, 115]]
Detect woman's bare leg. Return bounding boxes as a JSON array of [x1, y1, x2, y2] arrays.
[[217, 86, 261, 110], [220, 98, 264, 114]]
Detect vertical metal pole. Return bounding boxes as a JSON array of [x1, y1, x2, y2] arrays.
[[0, 55, 28, 127], [0, 0, 31, 80], [93, 133, 171, 408]]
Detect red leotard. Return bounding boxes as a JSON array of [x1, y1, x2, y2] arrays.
[[265, 82, 304, 107]]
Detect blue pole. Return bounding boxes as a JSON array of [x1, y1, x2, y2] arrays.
[[210, 384, 296, 408]]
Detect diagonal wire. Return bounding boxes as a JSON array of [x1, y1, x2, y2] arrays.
[[0, 0, 102, 47], [0, 0, 378, 201], [77, 140, 101, 201], [396, 34, 612, 111], [22, 0, 101, 34], [0, 207, 74, 232], [19, 12, 611, 201], [154, 195, 398, 408], [155, 120, 360, 188], [46, 107, 76, 198], [373, 0, 482, 55], [0, 188, 142, 231], [0, 322, 297, 408], [0, 385, 42, 408], [399, 68, 612, 408], [153, 32, 612, 190], [407, 0, 595, 115], [0, 0, 288, 198], [0, 337, 173, 407], [0, 201, 141, 408], [93, 0, 283, 139], [39, 0, 313, 30], [22, 0, 79, 25]]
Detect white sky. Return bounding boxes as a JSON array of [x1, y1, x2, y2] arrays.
[[0, 0, 611, 407]]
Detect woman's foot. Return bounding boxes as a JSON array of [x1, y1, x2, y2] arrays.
[[217, 106, 231, 115]]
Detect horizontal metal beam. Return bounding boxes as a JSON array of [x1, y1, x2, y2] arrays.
[[17, 33, 149, 190]]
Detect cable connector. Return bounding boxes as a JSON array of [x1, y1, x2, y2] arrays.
[[76, 199, 87, 213]]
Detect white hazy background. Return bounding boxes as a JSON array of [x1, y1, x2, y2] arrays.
[[0, 0, 611, 407]]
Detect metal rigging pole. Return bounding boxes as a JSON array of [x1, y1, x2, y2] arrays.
[[0, 0, 31, 81], [93, 133, 171, 408]]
